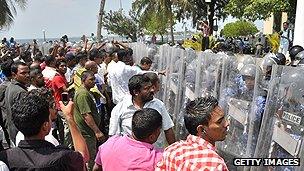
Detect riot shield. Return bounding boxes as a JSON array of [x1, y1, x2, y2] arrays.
[[217, 55, 265, 170], [253, 65, 304, 171], [156, 44, 171, 102], [194, 51, 223, 99], [175, 49, 197, 140], [163, 47, 186, 124]]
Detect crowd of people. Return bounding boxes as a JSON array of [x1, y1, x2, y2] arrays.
[[0, 36, 231, 171]]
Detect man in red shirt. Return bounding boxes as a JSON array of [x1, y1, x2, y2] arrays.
[[52, 59, 68, 145], [156, 96, 229, 171], [52, 60, 68, 110]]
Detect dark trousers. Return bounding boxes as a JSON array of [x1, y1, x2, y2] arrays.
[[202, 36, 209, 51]]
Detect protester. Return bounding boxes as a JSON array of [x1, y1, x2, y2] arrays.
[[2, 62, 29, 145], [73, 70, 104, 170], [156, 96, 229, 170], [15, 88, 59, 146], [28, 69, 45, 91], [109, 74, 175, 148], [93, 108, 163, 171], [0, 93, 89, 170], [137, 57, 153, 71], [42, 55, 57, 88]]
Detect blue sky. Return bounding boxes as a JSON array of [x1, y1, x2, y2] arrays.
[[0, 0, 263, 39]]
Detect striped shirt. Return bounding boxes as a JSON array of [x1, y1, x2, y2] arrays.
[[156, 135, 228, 171]]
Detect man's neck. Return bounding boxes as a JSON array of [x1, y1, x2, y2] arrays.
[[199, 133, 215, 146], [24, 135, 45, 141], [83, 85, 91, 91], [132, 97, 144, 109], [131, 133, 151, 144]]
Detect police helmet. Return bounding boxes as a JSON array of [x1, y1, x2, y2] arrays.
[[297, 59, 304, 67], [240, 64, 257, 78], [273, 53, 286, 65], [289, 45, 304, 60], [261, 54, 277, 69], [242, 55, 255, 65], [295, 50, 304, 60]]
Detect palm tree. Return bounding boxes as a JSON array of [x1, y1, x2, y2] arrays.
[[97, 0, 106, 42], [133, 0, 175, 44], [0, 0, 27, 29]]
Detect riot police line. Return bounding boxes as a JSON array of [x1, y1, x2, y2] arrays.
[[129, 42, 304, 171]]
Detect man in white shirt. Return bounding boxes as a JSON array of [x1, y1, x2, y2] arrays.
[[279, 22, 293, 57], [109, 74, 176, 148], [108, 49, 164, 104], [107, 49, 141, 104], [42, 55, 58, 88]]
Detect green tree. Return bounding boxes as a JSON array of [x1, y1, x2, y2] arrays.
[[0, 0, 27, 29], [222, 20, 259, 37], [140, 10, 170, 42], [103, 9, 139, 42], [133, 0, 175, 43], [224, 0, 291, 21], [173, 0, 229, 33]]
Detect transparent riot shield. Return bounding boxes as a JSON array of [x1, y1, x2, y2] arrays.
[[175, 49, 197, 140], [156, 44, 171, 101], [163, 47, 186, 124], [194, 51, 223, 99], [253, 65, 304, 171], [217, 55, 265, 170]]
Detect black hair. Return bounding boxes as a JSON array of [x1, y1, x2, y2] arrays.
[[76, 51, 88, 61], [48, 47, 54, 55], [89, 48, 99, 61], [144, 72, 159, 86], [184, 96, 218, 135], [30, 63, 42, 71], [11, 61, 27, 74], [33, 53, 43, 63], [30, 69, 42, 79], [128, 74, 151, 96], [12, 93, 50, 137], [44, 55, 56, 66], [127, 48, 133, 56], [0, 56, 14, 77], [132, 108, 162, 140], [117, 49, 127, 61], [55, 59, 67, 68], [140, 57, 152, 65], [81, 70, 94, 82]]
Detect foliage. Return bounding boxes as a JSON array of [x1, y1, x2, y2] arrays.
[[133, 0, 175, 42], [0, 0, 27, 29], [224, 0, 291, 21], [173, 0, 229, 32], [222, 20, 259, 37], [139, 9, 169, 37], [103, 9, 139, 42], [266, 32, 280, 53], [182, 33, 202, 51]]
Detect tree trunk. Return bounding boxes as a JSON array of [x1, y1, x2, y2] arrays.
[[97, 0, 106, 42], [167, 2, 174, 44], [208, 1, 215, 36], [161, 34, 164, 42]]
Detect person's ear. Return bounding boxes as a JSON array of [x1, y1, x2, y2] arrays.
[[133, 90, 140, 96], [197, 124, 208, 136], [42, 121, 50, 132]]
